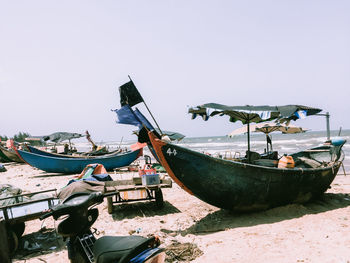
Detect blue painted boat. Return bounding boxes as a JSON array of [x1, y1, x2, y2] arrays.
[[15, 148, 143, 174]]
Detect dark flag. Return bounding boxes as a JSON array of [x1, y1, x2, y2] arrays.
[[119, 80, 144, 107]]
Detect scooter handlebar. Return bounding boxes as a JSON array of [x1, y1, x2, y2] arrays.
[[39, 210, 54, 220]]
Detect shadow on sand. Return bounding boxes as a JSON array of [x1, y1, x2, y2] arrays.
[[32, 172, 73, 178], [12, 228, 66, 261], [111, 201, 181, 220], [178, 193, 350, 236]]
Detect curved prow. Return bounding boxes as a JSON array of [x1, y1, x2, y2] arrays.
[[330, 137, 347, 162], [148, 131, 194, 196]]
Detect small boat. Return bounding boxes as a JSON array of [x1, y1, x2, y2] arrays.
[[0, 147, 12, 162], [14, 147, 143, 174], [148, 131, 345, 211], [0, 145, 24, 163], [146, 103, 346, 211]]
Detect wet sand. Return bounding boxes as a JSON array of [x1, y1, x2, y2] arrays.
[[1, 162, 350, 263]]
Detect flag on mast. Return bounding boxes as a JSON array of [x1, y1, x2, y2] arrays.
[[119, 80, 144, 107]]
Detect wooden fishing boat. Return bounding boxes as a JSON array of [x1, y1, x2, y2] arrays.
[[113, 80, 347, 211], [148, 131, 345, 211], [14, 147, 143, 174], [0, 145, 24, 163], [0, 147, 12, 162]]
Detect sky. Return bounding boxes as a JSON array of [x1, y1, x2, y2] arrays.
[[1, 1, 349, 142]]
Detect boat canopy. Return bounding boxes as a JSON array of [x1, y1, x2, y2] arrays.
[[41, 132, 84, 143], [189, 103, 322, 162], [189, 103, 322, 124]]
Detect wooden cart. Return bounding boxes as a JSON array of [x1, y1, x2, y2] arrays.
[[0, 189, 59, 254], [105, 177, 172, 214]]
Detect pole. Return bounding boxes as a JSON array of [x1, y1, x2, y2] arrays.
[[118, 136, 124, 149], [326, 112, 330, 142], [338, 127, 342, 136], [128, 76, 164, 135], [247, 121, 251, 163], [316, 112, 331, 143]]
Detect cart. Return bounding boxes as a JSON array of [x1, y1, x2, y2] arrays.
[[105, 177, 172, 214], [0, 189, 59, 254]]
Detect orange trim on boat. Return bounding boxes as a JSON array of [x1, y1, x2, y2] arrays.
[[148, 131, 194, 196], [11, 144, 27, 164]]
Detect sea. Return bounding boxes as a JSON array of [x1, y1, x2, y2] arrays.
[[74, 129, 350, 173]]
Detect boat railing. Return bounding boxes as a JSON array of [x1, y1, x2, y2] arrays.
[[221, 151, 241, 160]]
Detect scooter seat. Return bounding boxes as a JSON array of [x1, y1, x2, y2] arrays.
[[93, 235, 153, 263]]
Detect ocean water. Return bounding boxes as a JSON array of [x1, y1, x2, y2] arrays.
[[74, 129, 350, 172], [177, 129, 350, 172]]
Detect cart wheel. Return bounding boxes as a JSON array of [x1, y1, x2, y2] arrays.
[[107, 197, 113, 214], [11, 222, 25, 238], [7, 230, 18, 255], [155, 189, 164, 209]]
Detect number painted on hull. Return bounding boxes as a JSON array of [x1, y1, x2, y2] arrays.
[[166, 148, 177, 156]]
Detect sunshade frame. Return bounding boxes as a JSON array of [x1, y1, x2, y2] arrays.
[[189, 103, 322, 162]]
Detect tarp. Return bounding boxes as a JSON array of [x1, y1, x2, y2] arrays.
[[42, 132, 84, 143], [26, 132, 84, 143], [114, 106, 185, 141], [228, 122, 308, 137], [189, 103, 322, 162], [189, 103, 322, 124]]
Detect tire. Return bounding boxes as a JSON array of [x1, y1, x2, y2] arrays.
[[11, 222, 25, 238], [7, 230, 18, 255], [155, 189, 164, 209]]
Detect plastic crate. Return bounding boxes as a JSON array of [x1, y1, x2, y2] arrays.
[[141, 174, 160, 185]]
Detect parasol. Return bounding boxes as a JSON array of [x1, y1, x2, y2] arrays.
[[228, 122, 308, 152]]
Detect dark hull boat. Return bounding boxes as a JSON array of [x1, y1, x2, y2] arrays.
[[0, 147, 12, 162], [15, 147, 143, 174], [0, 145, 24, 163], [148, 132, 345, 212]]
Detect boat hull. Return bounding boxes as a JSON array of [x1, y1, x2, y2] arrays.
[[0, 145, 24, 163], [149, 133, 343, 211], [16, 148, 142, 174], [0, 148, 12, 162]]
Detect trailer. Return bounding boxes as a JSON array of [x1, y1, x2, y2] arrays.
[[105, 177, 172, 214], [0, 189, 59, 254]]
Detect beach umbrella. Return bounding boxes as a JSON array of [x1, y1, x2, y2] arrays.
[[228, 122, 308, 152], [189, 103, 321, 162], [228, 122, 307, 137]]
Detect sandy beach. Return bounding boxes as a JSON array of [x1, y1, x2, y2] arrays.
[[1, 161, 350, 263]]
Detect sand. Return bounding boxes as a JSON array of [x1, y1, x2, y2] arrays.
[[1, 161, 350, 263]]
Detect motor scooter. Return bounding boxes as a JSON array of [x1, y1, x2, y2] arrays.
[[40, 191, 165, 263]]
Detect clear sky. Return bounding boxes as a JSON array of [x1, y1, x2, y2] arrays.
[[1, 1, 349, 142]]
